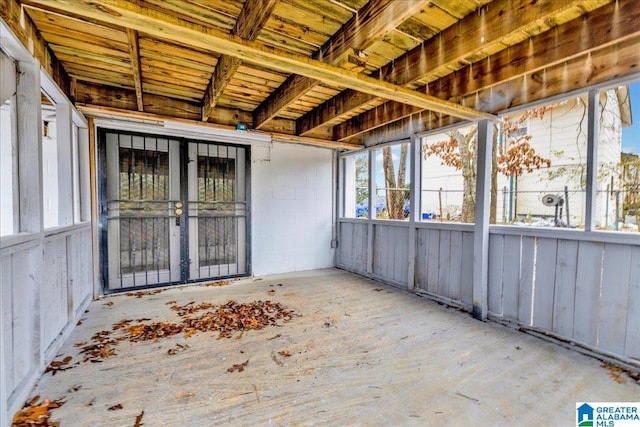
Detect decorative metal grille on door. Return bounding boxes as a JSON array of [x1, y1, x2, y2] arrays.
[[101, 130, 248, 292], [187, 143, 247, 280]]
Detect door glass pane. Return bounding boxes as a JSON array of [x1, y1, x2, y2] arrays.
[[119, 147, 170, 274], [197, 156, 237, 266]]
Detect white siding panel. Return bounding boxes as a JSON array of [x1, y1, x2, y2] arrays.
[[518, 237, 536, 325], [573, 242, 604, 346], [448, 231, 463, 300], [461, 231, 474, 306], [69, 229, 93, 315], [488, 234, 504, 316], [502, 235, 521, 321], [1, 256, 13, 390], [42, 238, 69, 349], [532, 238, 558, 331], [437, 230, 450, 297], [426, 229, 439, 294], [552, 240, 579, 338], [415, 229, 428, 291], [10, 248, 40, 392], [598, 244, 631, 355], [625, 246, 640, 359], [373, 224, 408, 284]]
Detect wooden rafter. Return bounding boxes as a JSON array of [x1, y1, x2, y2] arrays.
[[252, 0, 431, 129], [1, 0, 71, 96], [201, 0, 278, 121], [126, 28, 143, 111], [27, 0, 494, 122], [297, 0, 598, 136], [333, 0, 640, 141]]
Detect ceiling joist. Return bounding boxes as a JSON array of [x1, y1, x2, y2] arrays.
[[27, 0, 494, 123], [334, 0, 640, 141], [201, 0, 278, 121], [126, 28, 143, 111], [297, 0, 598, 136], [252, 0, 431, 129]]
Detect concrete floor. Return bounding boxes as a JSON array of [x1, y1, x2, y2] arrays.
[[26, 269, 639, 426]]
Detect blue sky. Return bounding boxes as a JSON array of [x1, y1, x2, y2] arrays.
[[622, 82, 640, 154]]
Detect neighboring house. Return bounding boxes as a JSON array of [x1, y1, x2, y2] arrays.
[[420, 88, 632, 228]]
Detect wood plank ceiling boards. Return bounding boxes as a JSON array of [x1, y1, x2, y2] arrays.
[[6, 0, 637, 149]]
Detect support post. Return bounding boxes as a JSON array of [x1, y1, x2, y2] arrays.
[[407, 134, 421, 290], [472, 120, 493, 320], [367, 149, 375, 274], [585, 89, 599, 231], [56, 102, 73, 226]]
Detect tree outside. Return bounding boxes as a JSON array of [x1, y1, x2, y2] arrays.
[[422, 108, 552, 223]]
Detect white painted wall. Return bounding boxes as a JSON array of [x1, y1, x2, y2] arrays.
[[251, 142, 335, 275]]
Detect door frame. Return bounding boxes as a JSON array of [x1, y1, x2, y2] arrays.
[[97, 127, 252, 294]]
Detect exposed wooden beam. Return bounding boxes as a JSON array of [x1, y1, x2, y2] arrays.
[[358, 30, 640, 145], [252, 48, 359, 129], [28, 0, 493, 121], [333, 0, 637, 141], [201, 0, 278, 121], [126, 28, 143, 111], [74, 79, 302, 135], [350, 35, 640, 144], [1, 0, 71, 96], [252, 0, 431, 129], [298, 0, 598, 136], [76, 103, 362, 151]]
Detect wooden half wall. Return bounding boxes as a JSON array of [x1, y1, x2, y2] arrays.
[[337, 219, 640, 369]]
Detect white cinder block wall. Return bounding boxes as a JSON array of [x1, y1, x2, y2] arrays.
[[251, 142, 335, 276]]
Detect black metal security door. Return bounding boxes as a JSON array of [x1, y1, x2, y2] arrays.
[[99, 129, 248, 292]]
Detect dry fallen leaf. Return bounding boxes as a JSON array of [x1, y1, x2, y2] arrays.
[[278, 350, 292, 357], [103, 301, 114, 307], [227, 360, 249, 373], [108, 404, 123, 411], [44, 356, 74, 376], [203, 279, 230, 287], [126, 289, 163, 298], [133, 410, 144, 427], [12, 396, 64, 427], [72, 300, 296, 364], [167, 343, 189, 355]]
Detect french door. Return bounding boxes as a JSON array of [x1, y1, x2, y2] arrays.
[[100, 129, 248, 292]]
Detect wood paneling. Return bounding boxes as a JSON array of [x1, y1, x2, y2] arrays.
[[15, 0, 637, 149], [338, 219, 640, 364]]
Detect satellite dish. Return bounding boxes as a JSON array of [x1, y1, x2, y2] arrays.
[[542, 194, 560, 206]]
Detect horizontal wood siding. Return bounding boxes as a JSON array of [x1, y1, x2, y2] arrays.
[[488, 232, 640, 362]]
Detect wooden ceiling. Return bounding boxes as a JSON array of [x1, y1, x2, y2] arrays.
[[3, 0, 639, 148]]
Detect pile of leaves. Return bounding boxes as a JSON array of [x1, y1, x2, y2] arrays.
[[181, 300, 295, 339], [12, 396, 64, 427], [74, 300, 295, 363]]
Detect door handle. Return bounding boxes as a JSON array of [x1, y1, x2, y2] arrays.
[[175, 202, 183, 225]]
